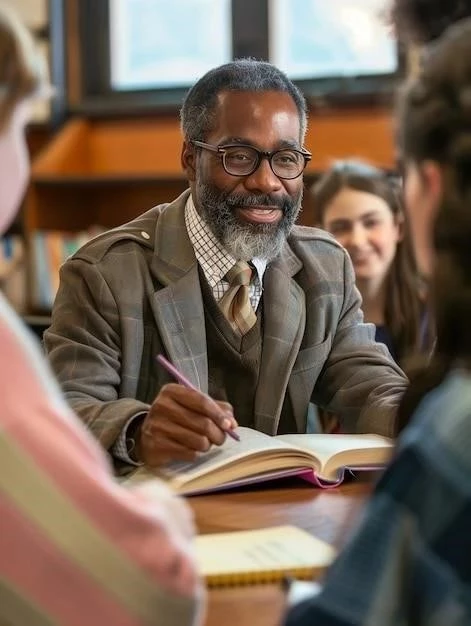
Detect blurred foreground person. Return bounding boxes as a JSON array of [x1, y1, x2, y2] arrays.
[[285, 17, 471, 626], [0, 6, 204, 626]]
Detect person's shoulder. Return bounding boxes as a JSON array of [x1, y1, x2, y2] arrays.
[[413, 370, 471, 430], [72, 190, 191, 265], [287, 225, 349, 274], [289, 225, 346, 253], [71, 204, 167, 265], [0, 294, 69, 415], [399, 369, 471, 477]]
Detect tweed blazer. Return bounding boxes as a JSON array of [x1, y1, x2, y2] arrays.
[[44, 190, 407, 452]]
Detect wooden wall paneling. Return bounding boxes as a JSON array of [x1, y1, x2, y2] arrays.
[[27, 107, 396, 236], [27, 179, 190, 232], [25, 184, 96, 231], [32, 118, 90, 175], [304, 107, 395, 171], [88, 118, 183, 175], [90, 179, 189, 227], [31, 110, 396, 179]]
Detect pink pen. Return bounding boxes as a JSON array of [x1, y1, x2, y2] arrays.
[[156, 354, 240, 442]]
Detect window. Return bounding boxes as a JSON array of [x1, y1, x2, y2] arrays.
[[73, 0, 400, 115], [270, 0, 396, 80], [270, 0, 399, 102], [109, 0, 232, 91], [75, 0, 268, 113]]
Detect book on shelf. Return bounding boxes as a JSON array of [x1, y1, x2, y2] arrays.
[[30, 227, 105, 310], [195, 525, 336, 587], [0, 235, 26, 313], [123, 426, 394, 495]]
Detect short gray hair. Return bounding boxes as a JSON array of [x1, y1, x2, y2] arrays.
[[180, 58, 308, 143]]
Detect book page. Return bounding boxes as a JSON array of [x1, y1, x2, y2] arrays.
[[125, 426, 305, 489], [196, 525, 336, 585], [276, 433, 393, 480]]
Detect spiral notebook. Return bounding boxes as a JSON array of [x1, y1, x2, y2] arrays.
[[195, 525, 336, 587]]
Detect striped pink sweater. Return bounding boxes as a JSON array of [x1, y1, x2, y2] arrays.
[[0, 294, 204, 626]]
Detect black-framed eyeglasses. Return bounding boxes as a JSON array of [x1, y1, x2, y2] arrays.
[[192, 140, 312, 180]]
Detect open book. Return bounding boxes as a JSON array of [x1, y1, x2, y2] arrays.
[[196, 525, 336, 587], [123, 426, 393, 495]]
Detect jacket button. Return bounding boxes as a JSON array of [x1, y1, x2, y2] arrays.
[[141, 231, 150, 240]]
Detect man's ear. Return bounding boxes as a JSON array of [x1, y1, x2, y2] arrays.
[[181, 141, 196, 181]]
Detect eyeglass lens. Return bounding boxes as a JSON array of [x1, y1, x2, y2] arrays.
[[223, 146, 305, 178]]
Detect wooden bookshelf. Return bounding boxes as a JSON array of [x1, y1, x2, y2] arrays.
[[23, 109, 395, 315], [27, 108, 395, 232], [27, 117, 188, 232]]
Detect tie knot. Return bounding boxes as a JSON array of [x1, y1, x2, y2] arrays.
[[225, 261, 253, 287]]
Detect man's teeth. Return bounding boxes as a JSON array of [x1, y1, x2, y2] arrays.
[[246, 208, 276, 214]]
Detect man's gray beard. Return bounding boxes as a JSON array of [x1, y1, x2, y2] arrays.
[[195, 183, 302, 261]]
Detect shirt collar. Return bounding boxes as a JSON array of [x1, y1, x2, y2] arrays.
[[184, 194, 267, 287]]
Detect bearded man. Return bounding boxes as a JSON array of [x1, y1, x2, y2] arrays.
[[44, 59, 407, 470]]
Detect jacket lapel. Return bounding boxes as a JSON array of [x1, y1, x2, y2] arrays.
[[148, 191, 208, 392], [146, 194, 308, 422], [254, 244, 305, 435]]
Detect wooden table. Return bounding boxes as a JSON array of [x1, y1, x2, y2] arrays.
[[189, 477, 372, 626]]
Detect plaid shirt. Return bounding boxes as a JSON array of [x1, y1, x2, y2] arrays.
[[285, 368, 471, 626]]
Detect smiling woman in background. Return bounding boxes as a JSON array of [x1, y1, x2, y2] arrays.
[[0, 6, 203, 626], [311, 160, 432, 364]]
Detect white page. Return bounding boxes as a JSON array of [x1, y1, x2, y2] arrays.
[[125, 426, 300, 486], [196, 525, 335, 577], [276, 433, 392, 468], [161, 427, 300, 479]]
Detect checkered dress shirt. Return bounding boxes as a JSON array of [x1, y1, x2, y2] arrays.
[[184, 195, 266, 309], [113, 195, 267, 464]]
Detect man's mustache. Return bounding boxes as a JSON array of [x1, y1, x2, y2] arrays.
[[224, 193, 290, 210]]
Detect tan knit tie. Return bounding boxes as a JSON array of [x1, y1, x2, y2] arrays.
[[219, 261, 257, 334]]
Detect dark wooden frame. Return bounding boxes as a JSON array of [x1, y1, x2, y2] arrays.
[[65, 0, 403, 117], [48, 0, 68, 126], [68, 0, 268, 116]]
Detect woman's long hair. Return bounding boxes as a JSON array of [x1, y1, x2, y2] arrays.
[[396, 17, 471, 432], [311, 160, 428, 364], [0, 6, 48, 130]]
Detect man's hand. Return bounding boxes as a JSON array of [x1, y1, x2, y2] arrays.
[[134, 384, 238, 466]]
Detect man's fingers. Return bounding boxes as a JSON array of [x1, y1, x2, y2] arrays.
[[145, 417, 213, 452], [138, 385, 238, 466], [160, 383, 233, 430], [157, 384, 235, 431], [150, 401, 228, 447], [215, 400, 233, 414], [215, 400, 238, 429], [142, 435, 200, 466], [177, 414, 227, 446]]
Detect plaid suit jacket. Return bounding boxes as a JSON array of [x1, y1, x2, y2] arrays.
[[44, 190, 407, 453]]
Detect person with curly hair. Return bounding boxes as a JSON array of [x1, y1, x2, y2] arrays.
[[390, 0, 471, 43], [285, 16, 471, 626]]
